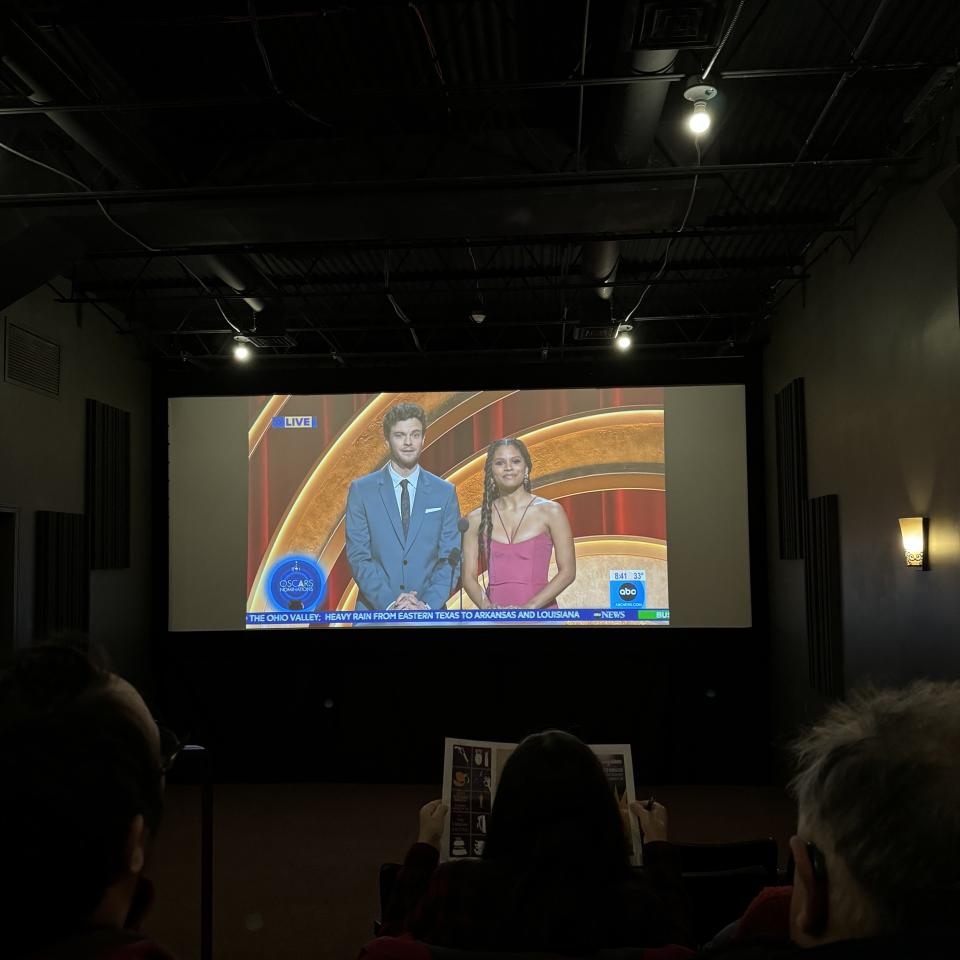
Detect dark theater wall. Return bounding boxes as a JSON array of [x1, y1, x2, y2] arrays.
[[0, 284, 153, 685], [764, 173, 960, 740]]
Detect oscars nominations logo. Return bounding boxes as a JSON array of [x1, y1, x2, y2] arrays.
[[268, 556, 327, 611]]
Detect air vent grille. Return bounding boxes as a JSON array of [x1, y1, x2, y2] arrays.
[[249, 333, 297, 348], [637, 2, 723, 49], [573, 326, 617, 342], [4, 320, 61, 396]]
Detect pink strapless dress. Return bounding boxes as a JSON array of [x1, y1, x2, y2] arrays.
[[487, 532, 557, 608]]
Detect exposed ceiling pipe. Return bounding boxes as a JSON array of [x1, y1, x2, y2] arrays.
[[1, 21, 271, 322], [1, 55, 143, 188], [198, 254, 268, 314], [582, 38, 679, 301]]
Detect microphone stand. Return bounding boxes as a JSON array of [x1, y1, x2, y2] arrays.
[[457, 518, 469, 612], [447, 550, 459, 607]]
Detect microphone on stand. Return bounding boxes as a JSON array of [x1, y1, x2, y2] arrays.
[[446, 547, 461, 610], [457, 517, 470, 611]]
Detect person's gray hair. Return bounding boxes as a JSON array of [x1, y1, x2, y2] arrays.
[[789, 680, 960, 930]]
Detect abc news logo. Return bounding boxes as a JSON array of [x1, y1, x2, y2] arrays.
[[617, 583, 639, 601]]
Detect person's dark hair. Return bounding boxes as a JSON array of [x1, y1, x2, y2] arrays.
[[382, 402, 427, 439], [0, 644, 163, 954], [478, 438, 533, 592], [478, 730, 632, 951]]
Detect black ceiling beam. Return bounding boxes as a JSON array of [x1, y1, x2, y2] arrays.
[[31, 10, 356, 27], [766, 0, 900, 211], [57, 269, 805, 305], [0, 157, 914, 208], [81, 222, 850, 260], [75, 258, 801, 292], [0, 61, 941, 117], [0, 95, 280, 117], [137, 312, 757, 336], [153, 341, 744, 363]]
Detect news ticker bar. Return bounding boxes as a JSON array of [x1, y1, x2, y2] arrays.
[[245, 608, 670, 626]]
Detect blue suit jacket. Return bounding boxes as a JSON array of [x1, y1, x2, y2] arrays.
[[345, 465, 461, 610]]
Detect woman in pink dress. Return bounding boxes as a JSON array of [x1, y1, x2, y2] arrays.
[[462, 438, 576, 610]]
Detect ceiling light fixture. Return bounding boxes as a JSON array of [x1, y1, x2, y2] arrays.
[[683, 76, 717, 136], [233, 335, 253, 361]]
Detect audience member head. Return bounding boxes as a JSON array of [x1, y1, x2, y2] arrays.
[[788, 680, 960, 946], [485, 729, 629, 877], [471, 730, 634, 952], [0, 643, 165, 955]]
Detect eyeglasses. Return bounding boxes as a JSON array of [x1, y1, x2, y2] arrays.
[[158, 725, 188, 774], [807, 840, 828, 883]]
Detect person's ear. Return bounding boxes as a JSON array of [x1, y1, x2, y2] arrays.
[[125, 815, 147, 876], [789, 835, 828, 942]]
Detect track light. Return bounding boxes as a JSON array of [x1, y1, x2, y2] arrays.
[[233, 335, 252, 361], [688, 100, 710, 134], [614, 322, 633, 351], [683, 76, 717, 136]]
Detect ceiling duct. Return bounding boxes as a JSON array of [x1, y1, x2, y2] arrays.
[[581, 7, 680, 302], [582, 1, 729, 303], [1, 54, 147, 189], [0, 17, 280, 332], [195, 253, 268, 316]]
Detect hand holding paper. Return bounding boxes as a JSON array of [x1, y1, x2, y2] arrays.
[[630, 798, 669, 843], [418, 799, 449, 850]]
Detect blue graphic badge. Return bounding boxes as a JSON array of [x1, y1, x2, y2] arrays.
[[268, 556, 327, 611], [609, 569, 647, 608], [271, 416, 317, 429]]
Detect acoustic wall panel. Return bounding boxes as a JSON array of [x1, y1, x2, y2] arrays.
[[804, 494, 844, 699], [86, 399, 131, 569], [775, 378, 808, 560], [34, 511, 89, 638]]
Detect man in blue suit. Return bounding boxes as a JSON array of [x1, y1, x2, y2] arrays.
[[345, 402, 461, 610]]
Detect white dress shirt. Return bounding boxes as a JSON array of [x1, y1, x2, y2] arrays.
[[387, 462, 420, 516]]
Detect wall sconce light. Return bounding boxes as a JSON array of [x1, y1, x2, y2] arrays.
[[898, 516, 928, 569]]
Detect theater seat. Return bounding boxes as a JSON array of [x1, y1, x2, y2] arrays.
[[375, 838, 778, 946], [359, 939, 695, 960], [680, 866, 770, 946], [670, 840, 779, 945], [672, 839, 779, 884]]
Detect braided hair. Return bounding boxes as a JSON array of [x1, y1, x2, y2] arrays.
[[478, 438, 533, 597]]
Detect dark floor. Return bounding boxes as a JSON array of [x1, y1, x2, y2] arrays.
[[146, 783, 797, 960]]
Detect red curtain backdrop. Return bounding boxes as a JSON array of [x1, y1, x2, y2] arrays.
[[247, 395, 357, 592]]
